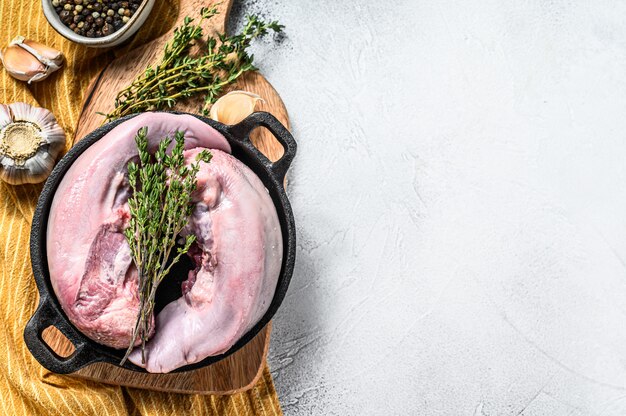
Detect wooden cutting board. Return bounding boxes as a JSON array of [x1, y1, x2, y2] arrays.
[[41, 0, 289, 395]]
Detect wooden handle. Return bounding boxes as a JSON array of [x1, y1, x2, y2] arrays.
[[144, 0, 233, 59], [175, 0, 233, 34]]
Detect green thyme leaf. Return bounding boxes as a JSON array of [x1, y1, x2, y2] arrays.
[[104, 8, 283, 122], [120, 127, 211, 366]]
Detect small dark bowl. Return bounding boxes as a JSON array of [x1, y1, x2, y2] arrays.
[[24, 111, 297, 374]]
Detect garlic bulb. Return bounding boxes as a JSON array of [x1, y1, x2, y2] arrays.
[[0, 103, 66, 185], [0, 36, 63, 83], [209, 91, 264, 125]]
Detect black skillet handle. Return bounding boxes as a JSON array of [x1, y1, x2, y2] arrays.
[[227, 112, 297, 183], [24, 297, 98, 374]]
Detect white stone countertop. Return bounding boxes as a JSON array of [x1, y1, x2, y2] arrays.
[[230, 1, 626, 414]]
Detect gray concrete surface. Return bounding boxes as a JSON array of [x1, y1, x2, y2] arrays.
[[230, 1, 626, 414]]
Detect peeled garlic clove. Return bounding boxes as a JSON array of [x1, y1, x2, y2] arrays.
[[209, 91, 264, 125], [0, 36, 63, 84], [0, 102, 66, 185]]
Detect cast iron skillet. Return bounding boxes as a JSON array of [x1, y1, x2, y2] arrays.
[[24, 111, 296, 374]]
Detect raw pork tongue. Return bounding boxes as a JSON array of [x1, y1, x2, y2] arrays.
[[47, 113, 231, 349], [127, 149, 282, 373], [47, 113, 283, 373]]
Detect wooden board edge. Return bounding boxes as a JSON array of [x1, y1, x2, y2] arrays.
[[56, 323, 272, 395]]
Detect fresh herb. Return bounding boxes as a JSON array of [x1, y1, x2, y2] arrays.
[[120, 127, 212, 365], [103, 7, 283, 122]]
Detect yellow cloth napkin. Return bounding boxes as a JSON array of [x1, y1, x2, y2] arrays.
[[0, 2, 282, 415]]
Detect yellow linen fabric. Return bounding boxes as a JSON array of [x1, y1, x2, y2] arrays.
[[0, 1, 282, 414]]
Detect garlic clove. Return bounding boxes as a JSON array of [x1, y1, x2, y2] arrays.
[[0, 104, 12, 129], [0, 149, 55, 185], [21, 37, 64, 67], [0, 102, 66, 185], [0, 44, 47, 83], [0, 36, 63, 84], [21, 148, 56, 184], [209, 90, 264, 125]]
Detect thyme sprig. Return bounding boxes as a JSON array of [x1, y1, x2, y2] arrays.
[[104, 7, 283, 122], [120, 127, 212, 365]]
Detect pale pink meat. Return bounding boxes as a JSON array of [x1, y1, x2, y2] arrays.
[[47, 113, 282, 372], [128, 148, 282, 372]]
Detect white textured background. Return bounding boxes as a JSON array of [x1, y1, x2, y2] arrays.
[[229, 1, 626, 415]]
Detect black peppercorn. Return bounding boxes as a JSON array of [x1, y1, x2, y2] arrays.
[[54, 0, 136, 38]]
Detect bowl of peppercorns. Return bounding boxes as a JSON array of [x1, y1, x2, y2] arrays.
[[42, 0, 155, 47]]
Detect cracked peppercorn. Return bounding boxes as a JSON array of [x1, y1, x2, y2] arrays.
[[102, 23, 114, 35]]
